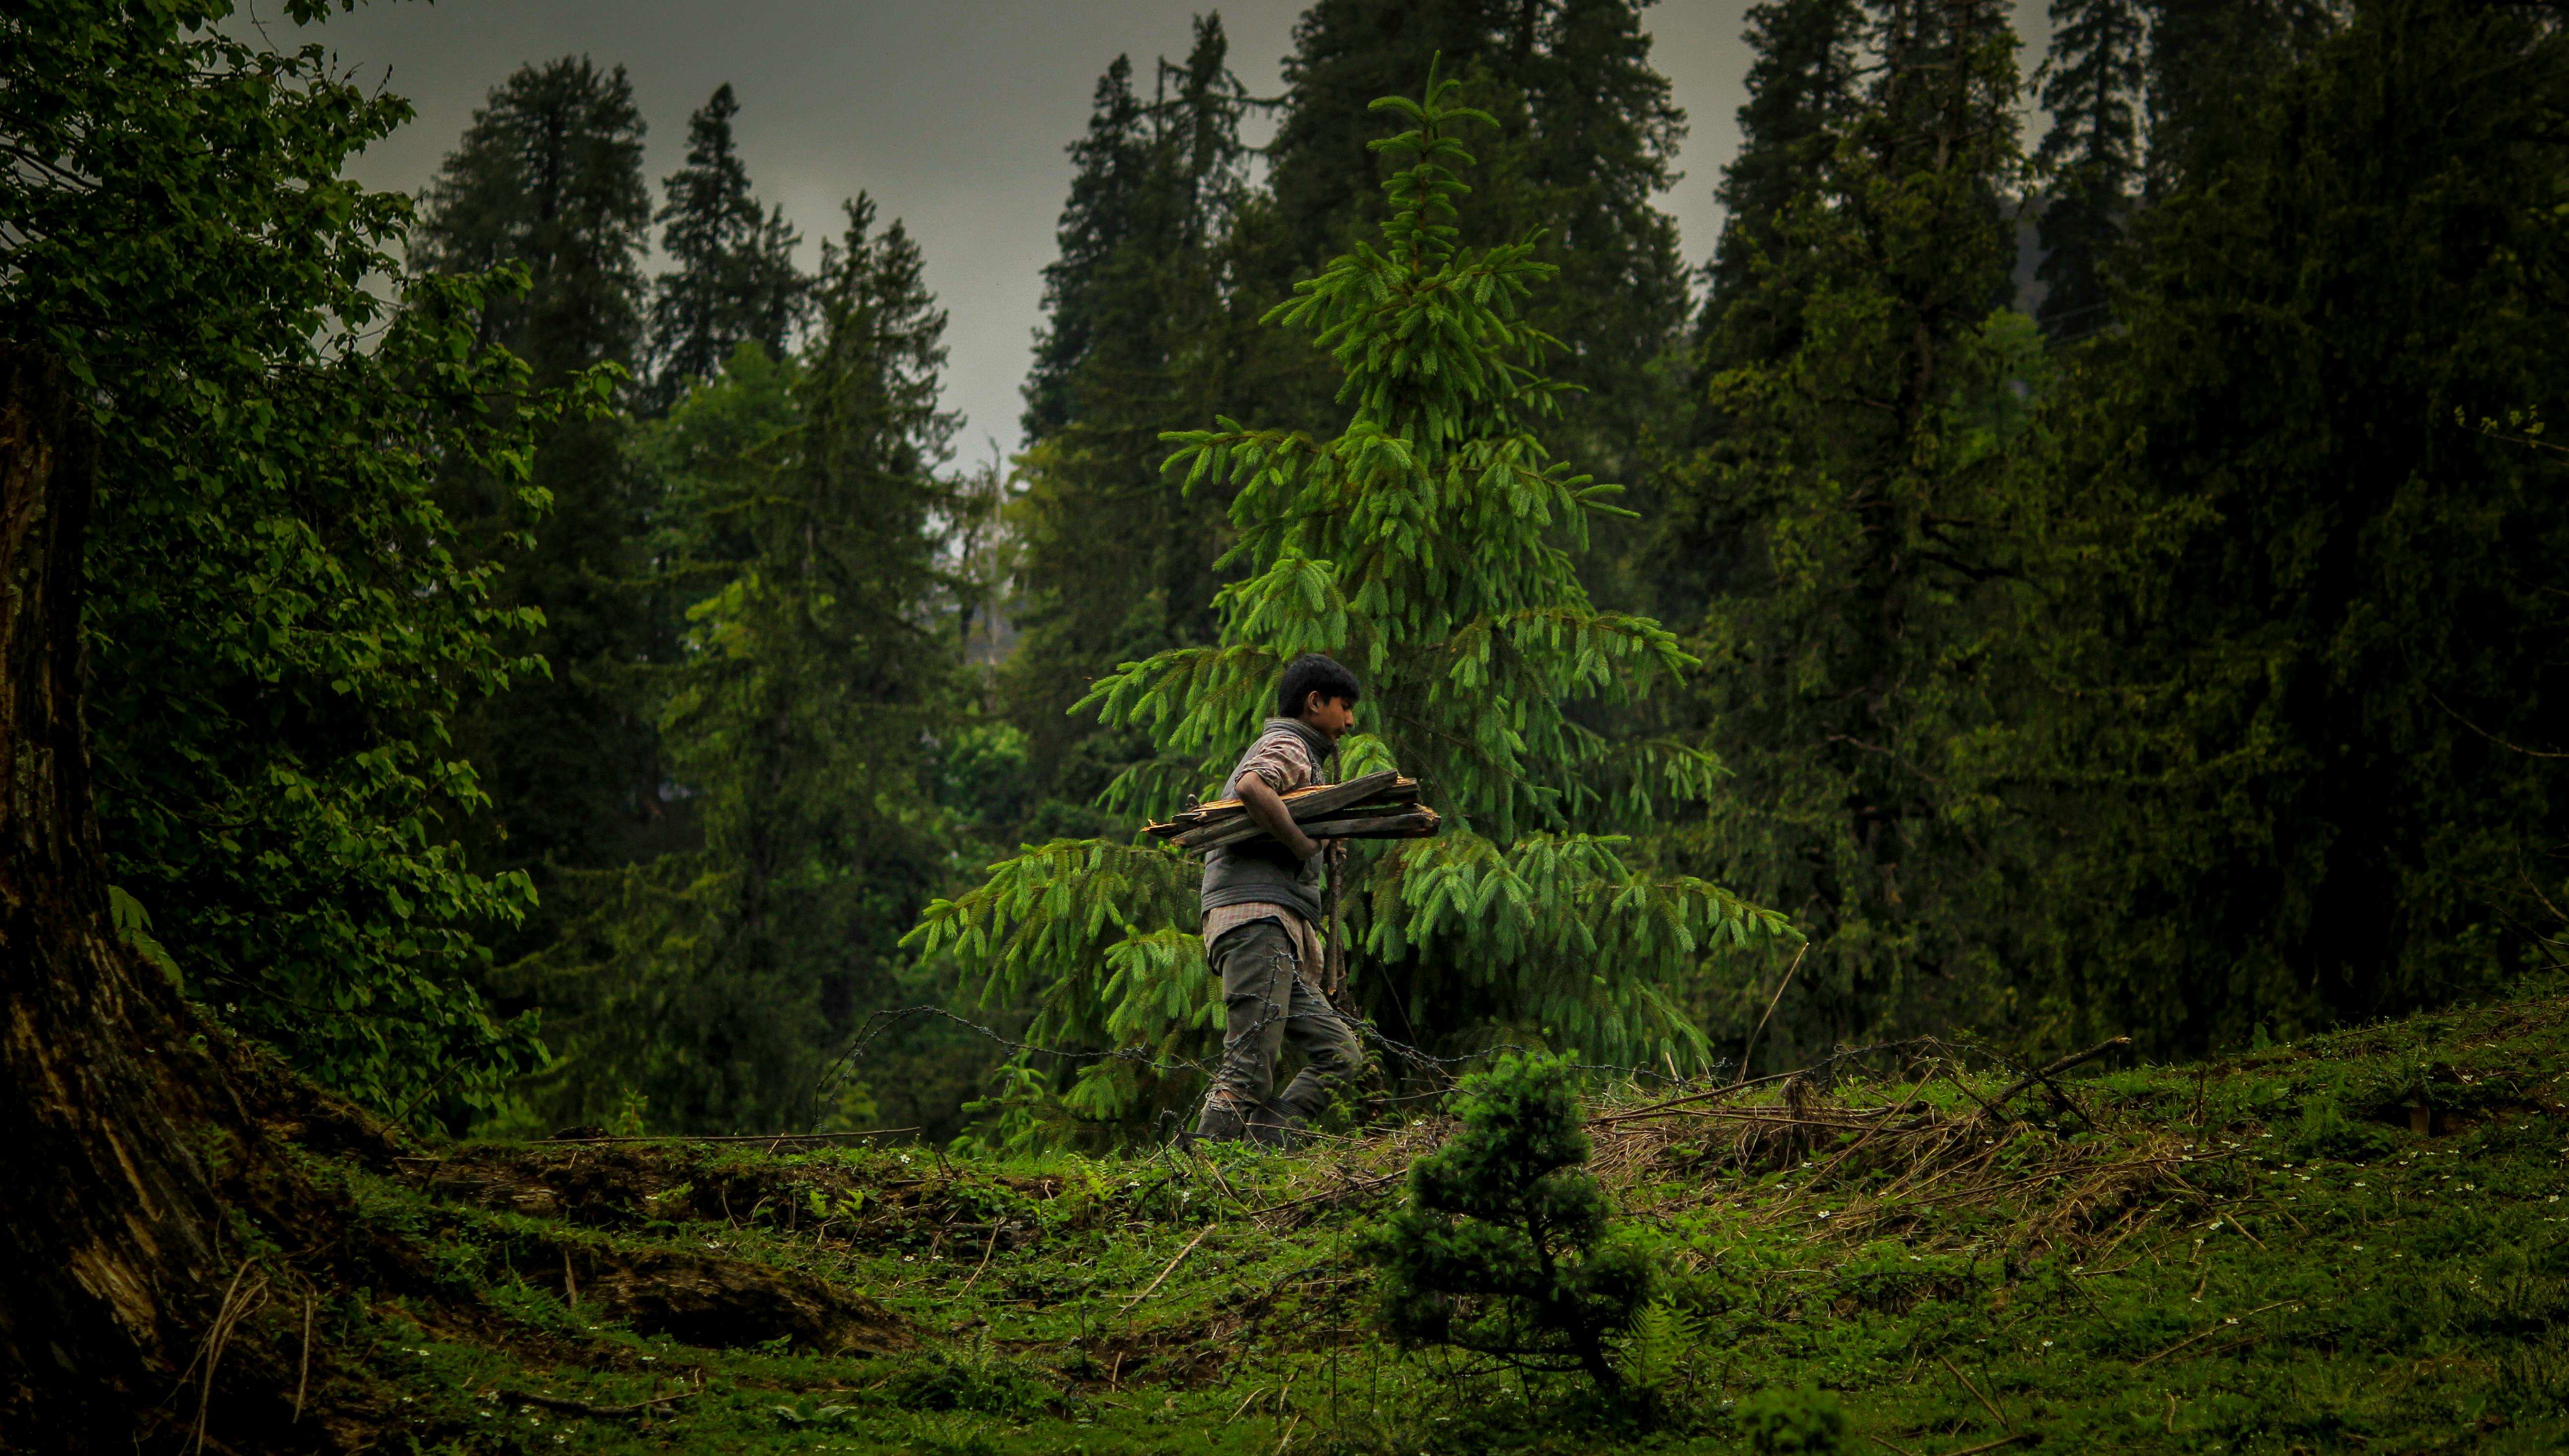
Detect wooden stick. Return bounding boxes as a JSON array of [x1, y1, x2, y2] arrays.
[[1152, 772, 1410, 833], [1181, 806, 1440, 851], [293, 1293, 315, 1422], [503, 1390, 694, 1419], [1940, 1353, 2010, 1430], [2132, 1301, 2297, 1369], [1939, 1434, 2040, 1456], [1981, 1037, 2130, 1114], [1735, 943, 1809, 1084], [1123, 1224, 1217, 1310], [958, 1223, 1003, 1297]]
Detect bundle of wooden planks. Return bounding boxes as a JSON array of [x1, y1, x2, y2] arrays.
[[1143, 769, 1442, 851]]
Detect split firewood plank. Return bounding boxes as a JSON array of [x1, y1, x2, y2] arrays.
[[1157, 774, 1409, 847], [1148, 771, 1411, 839], [1176, 806, 1440, 851]]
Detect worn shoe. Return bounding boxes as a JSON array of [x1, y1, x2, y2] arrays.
[[1193, 1098, 1250, 1145], [1246, 1098, 1306, 1150]]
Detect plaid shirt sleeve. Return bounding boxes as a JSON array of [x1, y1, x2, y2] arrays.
[[1227, 730, 1317, 797]]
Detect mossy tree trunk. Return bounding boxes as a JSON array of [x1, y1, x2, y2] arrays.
[[0, 343, 242, 1445]]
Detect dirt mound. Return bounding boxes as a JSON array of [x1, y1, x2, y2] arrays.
[[563, 1242, 913, 1354]]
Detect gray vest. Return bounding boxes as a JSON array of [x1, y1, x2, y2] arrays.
[[1199, 718, 1336, 922]]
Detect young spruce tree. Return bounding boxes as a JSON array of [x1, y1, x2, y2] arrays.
[[913, 65, 1791, 1138]]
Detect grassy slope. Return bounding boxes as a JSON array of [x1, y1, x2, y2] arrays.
[[315, 991, 2569, 1455]]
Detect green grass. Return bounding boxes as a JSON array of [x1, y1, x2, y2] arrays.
[[316, 990, 2569, 1453]]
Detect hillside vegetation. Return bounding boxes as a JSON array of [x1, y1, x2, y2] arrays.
[[270, 987, 2569, 1454]]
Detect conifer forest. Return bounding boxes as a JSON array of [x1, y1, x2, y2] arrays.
[[7, 0, 2569, 1451]]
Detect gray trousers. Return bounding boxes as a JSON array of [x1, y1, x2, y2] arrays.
[[1196, 917, 1364, 1134]]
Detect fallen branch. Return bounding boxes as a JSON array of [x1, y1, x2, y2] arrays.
[[541, 1128, 917, 1146], [1982, 1038, 2129, 1115], [1124, 1223, 1217, 1310], [502, 1390, 695, 1419], [1735, 944, 1809, 1083], [1940, 1352, 2011, 1431], [958, 1222, 1003, 1297]]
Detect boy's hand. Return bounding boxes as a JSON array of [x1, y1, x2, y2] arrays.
[[1238, 778, 1321, 861]]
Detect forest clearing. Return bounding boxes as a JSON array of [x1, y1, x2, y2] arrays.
[[167, 990, 2569, 1453], [7, 0, 2569, 1446]]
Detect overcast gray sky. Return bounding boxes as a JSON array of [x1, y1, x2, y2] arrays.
[[279, 0, 2047, 463]]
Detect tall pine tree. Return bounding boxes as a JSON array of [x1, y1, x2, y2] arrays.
[[414, 58, 667, 904], [2031, 0, 2144, 336], [1672, 0, 2041, 1061], [645, 83, 806, 416], [1004, 17, 1257, 829], [507, 200, 963, 1133], [1697, 0, 1866, 370], [1251, 0, 1692, 489]]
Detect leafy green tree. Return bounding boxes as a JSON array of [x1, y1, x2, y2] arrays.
[[1668, 0, 2038, 1058], [1022, 51, 1153, 441], [915, 66, 1791, 1138], [2017, 0, 2569, 1050], [414, 58, 669, 902], [2, 0, 606, 1126], [509, 200, 962, 1132], [2031, 0, 2144, 337], [645, 83, 807, 416]]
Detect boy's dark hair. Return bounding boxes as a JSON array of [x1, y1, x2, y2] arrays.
[[1277, 653, 1360, 717]]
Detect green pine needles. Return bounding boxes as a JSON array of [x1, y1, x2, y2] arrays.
[[910, 62, 1795, 1136], [1359, 1053, 1652, 1394]]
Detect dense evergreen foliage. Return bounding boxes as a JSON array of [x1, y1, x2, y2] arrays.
[[507, 203, 967, 1133], [18, 0, 2569, 1148], [645, 84, 807, 416], [1362, 1054, 1652, 1393], [1003, 20, 1256, 828], [413, 58, 670, 915], [914, 65, 1795, 1138], [2, 0, 608, 1127]]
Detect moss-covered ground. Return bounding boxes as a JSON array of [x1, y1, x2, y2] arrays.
[[304, 991, 2569, 1454]]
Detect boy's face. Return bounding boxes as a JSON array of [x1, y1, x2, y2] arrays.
[[1300, 692, 1357, 741]]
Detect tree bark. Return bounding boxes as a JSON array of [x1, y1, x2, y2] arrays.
[[0, 344, 236, 1446]]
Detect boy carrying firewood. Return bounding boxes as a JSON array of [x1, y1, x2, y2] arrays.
[[1193, 653, 1369, 1145]]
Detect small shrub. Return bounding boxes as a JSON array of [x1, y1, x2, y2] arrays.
[[1358, 1054, 1654, 1394], [880, 1337, 1052, 1418], [1736, 1385, 1847, 1455], [2288, 1084, 2393, 1162]]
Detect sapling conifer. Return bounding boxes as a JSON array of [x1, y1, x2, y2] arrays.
[[1360, 1053, 1653, 1395]]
